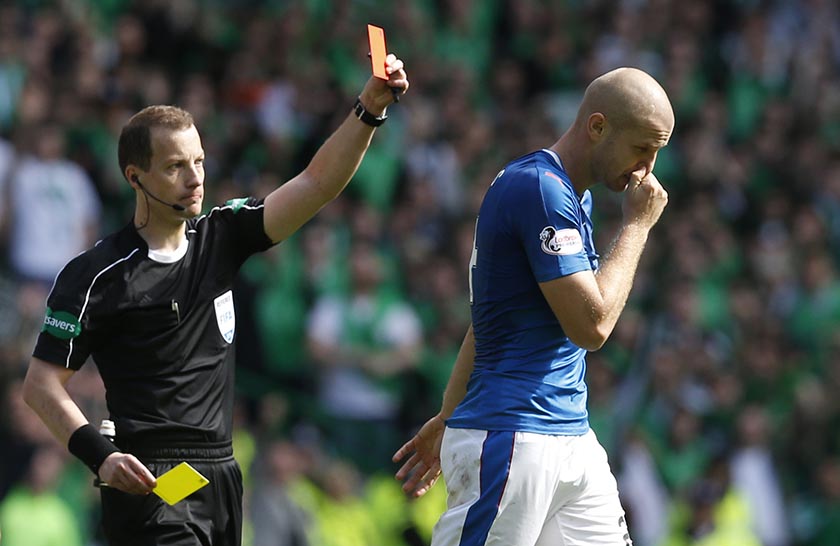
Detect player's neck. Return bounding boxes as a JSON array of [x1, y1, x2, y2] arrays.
[[135, 216, 188, 253], [549, 133, 592, 195]]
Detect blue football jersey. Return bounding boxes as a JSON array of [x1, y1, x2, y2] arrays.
[[448, 149, 600, 435]]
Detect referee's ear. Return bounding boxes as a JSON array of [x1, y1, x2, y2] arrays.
[[125, 168, 141, 189]]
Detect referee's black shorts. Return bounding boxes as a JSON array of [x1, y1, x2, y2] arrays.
[[100, 441, 243, 546]]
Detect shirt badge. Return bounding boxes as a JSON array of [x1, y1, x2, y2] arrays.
[[214, 290, 236, 344], [42, 307, 82, 339], [539, 226, 583, 256]]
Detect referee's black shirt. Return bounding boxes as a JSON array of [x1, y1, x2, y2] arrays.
[[33, 197, 274, 447]]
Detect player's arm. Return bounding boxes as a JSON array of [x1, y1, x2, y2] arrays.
[[539, 171, 667, 351], [262, 54, 408, 243], [539, 229, 648, 351], [22, 357, 156, 494], [393, 324, 475, 497], [439, 324, 476, 420]]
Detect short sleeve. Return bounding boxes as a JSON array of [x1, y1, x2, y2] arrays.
[[221, 197, 276, 257], [32, 259, 95, 370], [515, 170, 592, 283]]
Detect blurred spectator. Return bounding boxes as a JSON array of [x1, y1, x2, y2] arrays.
[[250, 440, 312, 546], [0, 380, 41, 499], [309, 459, 381, 546], [618, 433, 670, 546], [306, 241, 422, 472], [0, 446, 83, 546], [403, 97, 465, 217], [4, 123, 101, 286], [654, 406, 712, 497], [662, 455, 761, 546], [730, 404, 790, 546], [808, 457, 840, 546]]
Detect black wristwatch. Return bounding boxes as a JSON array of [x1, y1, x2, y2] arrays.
[[353, 97, 387, 127]]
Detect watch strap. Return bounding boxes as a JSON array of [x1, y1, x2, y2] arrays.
[[353, 97, 387, 127]]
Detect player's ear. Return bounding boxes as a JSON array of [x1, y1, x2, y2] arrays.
[[587, 113, 606, 142]]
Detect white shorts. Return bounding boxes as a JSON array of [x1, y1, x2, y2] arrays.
[[432, 427, 632, 546]]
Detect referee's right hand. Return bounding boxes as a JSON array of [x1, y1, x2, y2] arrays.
[[99, 452, 157, 494]]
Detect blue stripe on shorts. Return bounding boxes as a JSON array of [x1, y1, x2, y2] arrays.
[[460, 431, 516, 546]]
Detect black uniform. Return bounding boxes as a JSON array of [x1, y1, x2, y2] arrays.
[[34, 197, 274, 546]]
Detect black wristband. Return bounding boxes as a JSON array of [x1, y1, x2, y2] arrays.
[[68, 424, 120, 475], [352, 97, 387, 127]]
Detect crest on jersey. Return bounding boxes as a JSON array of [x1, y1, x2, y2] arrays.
[[214, 290, 236, 344], [225, 197, 249, 214], [539, 226, 583, 256]]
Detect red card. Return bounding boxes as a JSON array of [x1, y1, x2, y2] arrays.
[[367, 24, 388, 80]]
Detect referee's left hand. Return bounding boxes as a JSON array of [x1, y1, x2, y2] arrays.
[[99, 452, 157, 494]]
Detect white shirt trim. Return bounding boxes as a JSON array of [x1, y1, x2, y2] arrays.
[[66, 248, 141, 367], [147, 236, 189, 263], [542, 148, 565, 171]]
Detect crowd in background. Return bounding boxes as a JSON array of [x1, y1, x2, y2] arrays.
[[0, 0, 838, 545]]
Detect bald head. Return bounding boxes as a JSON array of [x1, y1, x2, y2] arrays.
[[551, 67, 675, 192], [577, 67, 674, 132]]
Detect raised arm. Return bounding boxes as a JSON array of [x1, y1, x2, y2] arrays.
[[262, 53, 408, 243], [22, 357, 156, 494], [539, 171, 668, 350]]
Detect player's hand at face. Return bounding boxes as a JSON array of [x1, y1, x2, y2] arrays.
[[360, 53, 409, 114], [392, 414, 445, 498], [622, 169, 668, 230], [99, 452, 157, 495]]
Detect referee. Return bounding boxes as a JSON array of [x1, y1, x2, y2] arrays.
[[21, 54, 407, 545]]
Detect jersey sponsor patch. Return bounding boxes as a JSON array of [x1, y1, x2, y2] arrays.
[[225, 197, 249, 214], [539, 226, 583, 255], [42, 307, 82, 339], [214, 290, 235, 343]]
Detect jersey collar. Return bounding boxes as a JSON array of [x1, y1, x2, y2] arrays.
[[147, 236, 189, 263], [119, 221, 189, 264], [541, 148, 565, 172]]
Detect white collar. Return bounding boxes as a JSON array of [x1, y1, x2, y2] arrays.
[[542, 148, 565, 171], [147, 236, 189, 263]]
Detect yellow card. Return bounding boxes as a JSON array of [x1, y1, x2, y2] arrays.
[[152, 462, 210, 506]]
